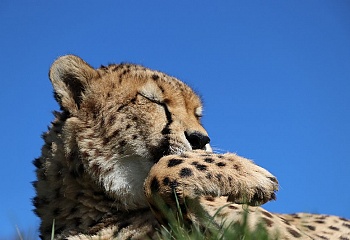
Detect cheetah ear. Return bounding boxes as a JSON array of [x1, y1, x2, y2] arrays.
[[49, 55, 97, 114]]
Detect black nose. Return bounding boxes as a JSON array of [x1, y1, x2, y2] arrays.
[[185, 131, 210, 150]]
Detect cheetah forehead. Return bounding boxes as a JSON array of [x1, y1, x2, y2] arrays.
[[136, 73, 203, 113]]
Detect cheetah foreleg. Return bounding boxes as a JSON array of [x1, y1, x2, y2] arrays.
[[144, 150, 278, 210]]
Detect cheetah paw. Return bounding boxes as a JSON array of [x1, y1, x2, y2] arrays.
[[144, 150, 278, 207], [226, 157, 279, 206]]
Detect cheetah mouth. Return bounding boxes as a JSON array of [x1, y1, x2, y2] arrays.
[[149, 137, 211, 163], [151, 148, 183, 163], [150, 143, 189, 163]]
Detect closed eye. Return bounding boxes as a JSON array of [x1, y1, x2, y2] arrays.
[[137, 92, 172, 123], [138, 92, 163, 105], [138, 82, 164, 104]]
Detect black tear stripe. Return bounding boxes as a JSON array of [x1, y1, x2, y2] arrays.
[[137, 92, 174, 162], [153, 101, 173, 161]]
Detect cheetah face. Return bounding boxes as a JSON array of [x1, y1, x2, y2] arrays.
[[49, 55, 211, 209]]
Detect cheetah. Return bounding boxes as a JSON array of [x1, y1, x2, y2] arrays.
[[33, 55, 350, 239]]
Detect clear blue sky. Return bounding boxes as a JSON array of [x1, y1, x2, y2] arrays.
[[1, 1, 349, 238]]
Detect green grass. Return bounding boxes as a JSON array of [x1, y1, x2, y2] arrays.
[[152, 195, 276, 240], [13, 197, 276, 240]]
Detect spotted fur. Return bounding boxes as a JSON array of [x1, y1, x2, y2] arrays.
[[33, 55, 350, 239]]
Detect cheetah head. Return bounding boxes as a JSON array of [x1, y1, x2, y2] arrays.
[[49, 55, 211, 209]]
